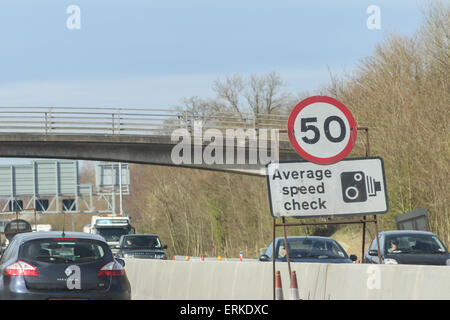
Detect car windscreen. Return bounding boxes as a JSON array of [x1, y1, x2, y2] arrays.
[[277, 238, 347, 259], [96, 227, 130, 242], [385, 234, 448, 254], [19, 238, 109, 263], [122, 236, 161, 249]]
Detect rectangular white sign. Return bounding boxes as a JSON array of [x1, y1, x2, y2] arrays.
[[266, 157, 389, 218]]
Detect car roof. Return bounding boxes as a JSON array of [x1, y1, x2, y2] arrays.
[[275, 236, 338, 241], [379, 230, 436, 236], [122, 234, 159, 237], [11, 231, 106, 243]]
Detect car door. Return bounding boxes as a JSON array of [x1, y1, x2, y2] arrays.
[[366, 238, 379, 264]]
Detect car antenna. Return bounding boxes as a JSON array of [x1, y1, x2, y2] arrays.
[[62, 210, 66, 238]]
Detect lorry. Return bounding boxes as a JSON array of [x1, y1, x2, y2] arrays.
[[83, 214, 136, 254]]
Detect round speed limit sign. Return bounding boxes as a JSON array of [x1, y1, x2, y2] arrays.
[[287, 96, 357, 165]]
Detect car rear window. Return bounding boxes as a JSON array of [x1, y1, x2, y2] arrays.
[[122, 236, 161, 249], [20, 238, 109, 263]]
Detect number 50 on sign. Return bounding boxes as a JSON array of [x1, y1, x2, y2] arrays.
[[288, 96, 357, 165]]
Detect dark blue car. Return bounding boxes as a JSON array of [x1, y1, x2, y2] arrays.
[[259, 236, 357, 263], [0, 231, 131, 300]]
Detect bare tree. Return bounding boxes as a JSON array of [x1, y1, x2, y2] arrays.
[[245, 72, 290, 115], [420, 0, 449, 79], [213, 74, 245, 119], [182, 72, 291, 117]]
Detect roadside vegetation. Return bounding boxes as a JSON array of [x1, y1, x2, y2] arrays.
[[33, 2, 449, 258], [128, 2, 449, 258]]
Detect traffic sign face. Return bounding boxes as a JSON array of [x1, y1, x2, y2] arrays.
[[288, 96, 357, 165], [266, 157, 388, 218]]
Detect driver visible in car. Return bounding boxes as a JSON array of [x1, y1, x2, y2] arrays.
[[387, 239, 401, 253]]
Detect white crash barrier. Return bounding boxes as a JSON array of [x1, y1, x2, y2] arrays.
[[123, 259, 450, 300]]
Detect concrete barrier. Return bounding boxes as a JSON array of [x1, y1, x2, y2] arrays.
[[124, 259, 450, 300]]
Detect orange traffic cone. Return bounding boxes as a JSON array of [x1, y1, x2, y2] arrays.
[[289, 270, 300, 300], [275, 270, 284, 300], [201, 255, 204, 261]]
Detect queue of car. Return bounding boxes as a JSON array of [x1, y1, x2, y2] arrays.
[[0, 227, 447, 300], [0, 229, 169, 300], [259, 230, 450, 266]]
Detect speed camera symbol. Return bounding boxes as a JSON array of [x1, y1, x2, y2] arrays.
[[341, 171, 381, 203]]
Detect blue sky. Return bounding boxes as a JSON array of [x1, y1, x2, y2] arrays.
[[0, 0, 426, 165], [0, 0, 426, 106]]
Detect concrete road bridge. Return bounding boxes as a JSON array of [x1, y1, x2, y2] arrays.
[[0, 107, 301, 175]]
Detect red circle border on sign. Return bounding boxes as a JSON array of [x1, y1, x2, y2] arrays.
[[287, 96, 357, 165]]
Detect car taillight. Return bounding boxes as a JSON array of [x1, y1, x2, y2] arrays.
[[98, 261, 125, 277], [5, 260, 39, 277]]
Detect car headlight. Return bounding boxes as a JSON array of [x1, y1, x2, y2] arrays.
[[123, 253, 134, 258], [446, 259, 450, 266], [383, 258, 398, 265], [155, 254, 166, 259]]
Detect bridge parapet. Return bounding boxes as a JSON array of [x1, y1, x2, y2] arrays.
[[0, 107, 299, 174], [0, 106, 289, 140]]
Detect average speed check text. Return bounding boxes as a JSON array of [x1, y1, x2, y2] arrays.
[[271, 168, 332, 211]]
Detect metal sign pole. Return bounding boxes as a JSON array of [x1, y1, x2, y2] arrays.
[[361, 127, 369, 262], [119, 163, 123, 215], [282, 217, 292, 277], [374, 215, 382, 264], [272, 218, 276, 300], [272, 129, 280, 300], [359, 127, 383, 263], [362, 215, 367, 262]]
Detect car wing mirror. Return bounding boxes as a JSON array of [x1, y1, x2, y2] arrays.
[[349, 254, 357, 261], [368, 250, 379, 256], [162, 244, 168, 250], [259, 254, 271, 262], [115, 258, 126, 267]]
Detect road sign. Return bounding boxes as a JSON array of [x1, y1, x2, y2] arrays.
[[288, 96, 357, 165], [4, 219, 32, 241], [395, 208, 429, 231], [266, 157, 388, 218]]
